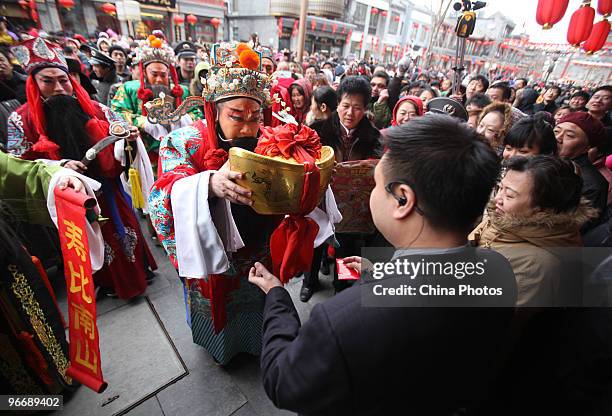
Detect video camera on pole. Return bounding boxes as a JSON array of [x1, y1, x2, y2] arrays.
[[451, 1, 486, 96]]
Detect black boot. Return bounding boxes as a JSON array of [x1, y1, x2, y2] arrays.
[[300, 282, 317, 302]]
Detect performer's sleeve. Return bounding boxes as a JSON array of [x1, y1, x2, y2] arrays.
[[0, 151, 59, 226], [260, 287, 351, 414], [148, 131, 200, 266], [182, 86, 203, 121]]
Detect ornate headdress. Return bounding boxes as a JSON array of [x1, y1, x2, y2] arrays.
[[134, 35, 183, 115], [202, 42, 273, 106], [12, 37, 68, 75], [11, 37, 112, 159]]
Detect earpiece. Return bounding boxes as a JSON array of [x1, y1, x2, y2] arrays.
[[398, 196, 407, 206]]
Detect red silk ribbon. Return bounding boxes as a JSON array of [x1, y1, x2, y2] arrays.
[[257, 124, 323, 283]]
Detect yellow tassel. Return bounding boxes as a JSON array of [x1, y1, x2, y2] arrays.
[[129, 167, 145, 209]]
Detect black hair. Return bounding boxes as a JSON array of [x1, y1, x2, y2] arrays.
[[312, 85, 337, 113], [383, 114, 500, 232], [337, 75, 371, 107], [288, 83, 306, 98], [420, 86, 439, 98], [592, 85, 612, 96], [552, 105, 573, 116], [516, 78, 528, 86], [469, 75, 490, 91], [0, 45, 11, 62], [546, 85, 562, 96], [504, 155, 582, 213], [108, 45, 127, 57], [466, 93, 491, 109], [371, 71, 390, 86], [503, 113, 557, 155], [489, 81, 512, 100], [570, 90, 590, 102], [306, 64, 320, 73]]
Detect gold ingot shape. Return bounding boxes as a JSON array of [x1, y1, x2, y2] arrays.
[[229, 146, 335, 215]]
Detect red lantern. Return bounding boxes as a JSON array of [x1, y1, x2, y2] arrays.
[[394, 15, 401, 22], [186, 14, 197, 25], [582, 18, 611, 53], [567, 2, 595, 46], [598, 0, 612, 15], [381, 10, 388, 17], [311, 20, 316, 31], [210, 17, 221, 28], [101, 2, 116, 15], [536, 0, 570, 29], [18, 0, 28, 9], [322, 22, 327, 31], [292, 20, 299, 37], [371, 7, 379, 14], [173, 15, 185, 25], [332, 23, 338, 34], [58, 0, 75, 10]]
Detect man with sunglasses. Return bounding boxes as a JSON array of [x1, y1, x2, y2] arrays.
[[249, 114, 517, 415]]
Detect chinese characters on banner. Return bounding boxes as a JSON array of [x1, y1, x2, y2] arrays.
[[54, 187, 107, 393]]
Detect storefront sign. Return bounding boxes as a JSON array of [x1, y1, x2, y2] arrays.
[[136, 0, 176, 8]]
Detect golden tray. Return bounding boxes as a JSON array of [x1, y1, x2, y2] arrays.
[[229, 146, 335, 215]]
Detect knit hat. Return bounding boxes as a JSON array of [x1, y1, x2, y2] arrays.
[[558, 111, 606, 148], [392, 96, 423, 126]]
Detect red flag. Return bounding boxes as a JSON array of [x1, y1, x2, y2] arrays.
[[55, 188, 107, 393]]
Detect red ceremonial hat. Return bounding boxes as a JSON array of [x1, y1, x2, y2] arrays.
[[558, 111, 606, 148], [11, 37, 68, 75]]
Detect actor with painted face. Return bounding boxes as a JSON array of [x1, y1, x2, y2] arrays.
[[149, 42, 295, 365], [6, 37, 157, 299], [111, 35, 198, 169]]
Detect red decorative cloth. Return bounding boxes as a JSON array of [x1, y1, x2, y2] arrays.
[[257, 124, 323, 283]]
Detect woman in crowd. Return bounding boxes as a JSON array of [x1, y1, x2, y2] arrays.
[[288, 78, 312, 124], [307, 85, 337, 126], [419, 86, 438, 108], [477, 102, 515, 155], [502, 113, 557, 160], [389, 96, 423, 127], [470, 155, 595, 307]]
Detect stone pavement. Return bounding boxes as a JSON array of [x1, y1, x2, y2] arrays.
[[54, 222, 337, 416]]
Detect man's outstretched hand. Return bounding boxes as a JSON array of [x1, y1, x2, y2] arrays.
[[248, 262, 282, 294]]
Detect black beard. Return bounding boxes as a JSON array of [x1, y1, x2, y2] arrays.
[[43, 94, 91, 161], [216, 122, 259, 152]]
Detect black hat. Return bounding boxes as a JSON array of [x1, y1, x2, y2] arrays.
[[108, 45, 127, 58], [89, 48, 116, 67], [426, 97, 468, 121], [66, 57, 98, 96], [174, 41, 197, 59]]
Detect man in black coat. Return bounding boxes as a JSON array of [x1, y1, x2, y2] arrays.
[[249, 115, 518, 415], [303, 76, 383, 301]]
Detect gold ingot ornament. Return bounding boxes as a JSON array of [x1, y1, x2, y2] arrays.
[[229, 146, 335, 215]]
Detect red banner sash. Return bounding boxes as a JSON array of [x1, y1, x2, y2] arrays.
[[54, 187, 107, 393]]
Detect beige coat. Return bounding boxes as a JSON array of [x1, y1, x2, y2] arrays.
[[470, 200, 597, 307]]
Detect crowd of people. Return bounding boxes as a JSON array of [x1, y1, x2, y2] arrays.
[[1, 21, 612, 415]]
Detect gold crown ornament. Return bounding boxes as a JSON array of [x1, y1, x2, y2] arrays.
[[202, 42, 274, 106], [133, 35, 176, 67]]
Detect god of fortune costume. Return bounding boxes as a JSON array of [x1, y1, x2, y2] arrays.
[[111, 35, 201, 168], [6, 37, 157, 300], [0, 151, 103, 393], [148, 42, 339, 365]]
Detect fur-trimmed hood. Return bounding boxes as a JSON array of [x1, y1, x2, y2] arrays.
[[471, 198, 599, 253]]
